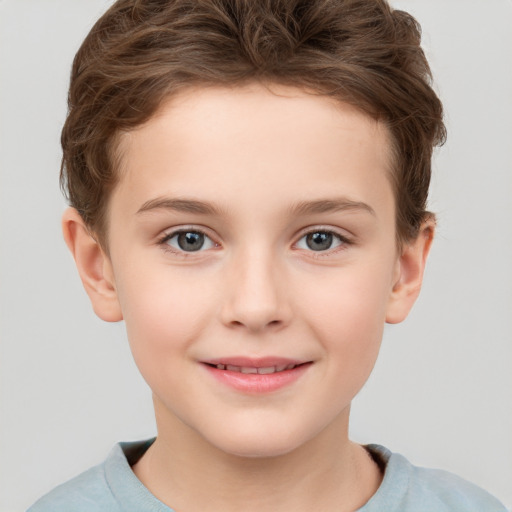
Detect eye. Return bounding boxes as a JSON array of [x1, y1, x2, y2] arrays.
[[296, 230, 347, 252], [160, 230, 217, 253]]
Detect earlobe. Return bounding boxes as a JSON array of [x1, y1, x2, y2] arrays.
[[385, 221, 435, 324], [62, 208, 123, 322]]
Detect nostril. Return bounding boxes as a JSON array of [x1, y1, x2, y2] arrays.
[[230, 318, 280, 326]]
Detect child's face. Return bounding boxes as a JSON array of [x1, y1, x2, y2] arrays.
[[84, 84, 423, 457]]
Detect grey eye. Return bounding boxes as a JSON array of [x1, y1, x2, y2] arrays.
[[177, 232, 204, 251], [297, 231, 343, 252], [166, 231, 215, 252]]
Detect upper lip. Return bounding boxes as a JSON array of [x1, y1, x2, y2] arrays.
[[201, 356, 308, 368]]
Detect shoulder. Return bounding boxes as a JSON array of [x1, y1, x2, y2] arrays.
[[26, 462, 119, 512], [407, 463, 507, 512], [27, 440, 159, 512], [361, 444, 508, 512]]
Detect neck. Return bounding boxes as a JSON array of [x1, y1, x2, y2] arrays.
[[133, 404, 382, 512]]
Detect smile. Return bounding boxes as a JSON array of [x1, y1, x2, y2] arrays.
[[202, 359, 312, 393], [207, 363, 299, 374]]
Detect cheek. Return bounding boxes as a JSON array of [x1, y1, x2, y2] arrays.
[[297, 261, 392, 367], [300, 261, 392, 328], [116, 268, 215, 371]]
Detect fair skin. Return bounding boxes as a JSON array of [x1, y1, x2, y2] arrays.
[[63, 83, 433, 512]]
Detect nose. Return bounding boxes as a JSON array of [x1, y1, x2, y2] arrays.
[[219, 247, 292, 333]]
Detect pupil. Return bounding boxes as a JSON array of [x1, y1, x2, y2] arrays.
[[306, 232, 332, 251], [178, 232, 204, 251]]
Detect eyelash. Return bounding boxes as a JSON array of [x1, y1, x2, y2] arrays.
[[157, 227, 352, 258], [295, 228, 352, 258], [157, 227, 218, 257]]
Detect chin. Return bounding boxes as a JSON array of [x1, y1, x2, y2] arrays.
[[204, 424, 313, 459], [222, 441, 299, 459]]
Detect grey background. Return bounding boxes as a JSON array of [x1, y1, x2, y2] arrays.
[[1, 1, 511, 510]]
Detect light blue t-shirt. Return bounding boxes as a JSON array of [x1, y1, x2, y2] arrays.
[[27, 439, 507, 512]]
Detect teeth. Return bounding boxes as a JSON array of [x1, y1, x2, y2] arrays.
[[213, 363, 298, 374]]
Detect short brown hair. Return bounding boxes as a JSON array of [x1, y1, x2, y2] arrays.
[[61, 0, 446, 246]]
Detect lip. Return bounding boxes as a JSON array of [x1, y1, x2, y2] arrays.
[[203, 356, 304, 368], [201, 357, 312, 394]]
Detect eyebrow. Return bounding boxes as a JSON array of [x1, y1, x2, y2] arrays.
[[136, 196, 375, 217], [289, 198, 376, 217], [136, 197, 222, 216]]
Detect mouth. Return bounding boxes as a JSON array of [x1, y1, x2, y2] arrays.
[[204, 362, 303, 374], [201, 358, 312, 393]]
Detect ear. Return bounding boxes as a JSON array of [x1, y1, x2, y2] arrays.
[[386, 220, 435, 324], [62, 208, 123, 322]]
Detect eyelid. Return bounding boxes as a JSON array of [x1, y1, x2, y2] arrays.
[[293, 226, 353, 254], [157, 225, 220, 255], [296, 225, 353, 241], [155, 224, 353, 257]]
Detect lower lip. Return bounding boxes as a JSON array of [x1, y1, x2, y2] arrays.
[[203, 363, 311, 394]]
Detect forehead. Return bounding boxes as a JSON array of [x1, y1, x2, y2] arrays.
[[112, 83, 394, 221]]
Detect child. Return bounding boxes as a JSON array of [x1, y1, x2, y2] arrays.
[[27, 0, 507, 510]]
